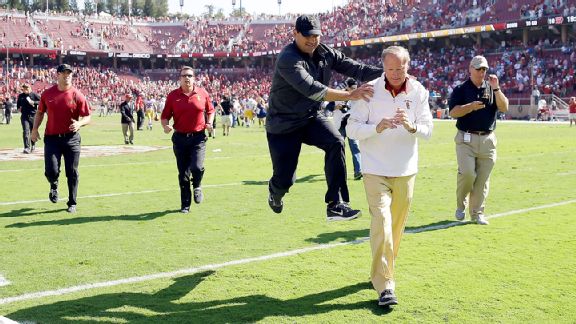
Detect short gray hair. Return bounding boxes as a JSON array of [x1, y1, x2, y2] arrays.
[[381, 46, 410, 65]]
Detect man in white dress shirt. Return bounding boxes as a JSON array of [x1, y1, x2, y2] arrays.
[[346, 46, 433, 307]]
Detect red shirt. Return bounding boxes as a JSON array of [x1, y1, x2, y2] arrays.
[[569, 102, 576, 114], [161, 86, 214, 133], [38, 85, 91, 135]]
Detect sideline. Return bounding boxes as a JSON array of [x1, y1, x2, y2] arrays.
[[0, 199, 574, 306]]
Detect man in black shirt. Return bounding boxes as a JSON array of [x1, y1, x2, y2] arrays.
[[17, 84, 41, 153], [266, 15, 383, 221], [220, 96, 233, 136], [449, 55, 509, 225], [120, 93, 135, 144]]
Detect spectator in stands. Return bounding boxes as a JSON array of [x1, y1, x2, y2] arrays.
[[31, 64, 92, 214], [265, 15, 383, 220], [569, 97, 576, 127], [346, 45, 433, 308], [160, 66, 215, 214], [120, 93, 135, 144], [449, 55, 509, 225], [17, 84, 41, 153]]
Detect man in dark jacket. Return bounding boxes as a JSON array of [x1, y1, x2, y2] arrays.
[[17, 84, 41, 153], [120, 93, 135, 144], [266, 15, 383, 220]]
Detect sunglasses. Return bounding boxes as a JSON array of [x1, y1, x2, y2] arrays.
[[475, 67, 488, 72], [180, 74, 194, 78]]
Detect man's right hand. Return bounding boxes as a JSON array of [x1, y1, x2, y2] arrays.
[[469, 101, 485, 111], [163, 124, 173, 134], [349, 84, 375, 102], [31, 129, 40, 142]]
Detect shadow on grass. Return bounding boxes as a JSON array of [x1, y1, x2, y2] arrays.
[[305, 229, 369, 244], [0, 207, 68, 218], [7, 273, 391, 322], [242, 174, 324, 186], [305, 220, 472, 244], [5, 209, 178, 228]]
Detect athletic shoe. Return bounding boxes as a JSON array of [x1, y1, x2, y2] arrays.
[[66, 205, 76, 213], [268, 193, 283, 214], [23, 148, 30, 154], [326, 202, 361, 221], [193, 188, 203, 204], [378, 289, 398, 307], [49, 189, 58, 203], [180, 207, 190, 213], [125, 141, 129, 144], [354, 172, 363, 180], [31, 144, 36, 152], [476, 214, 489, 225], [455, 209, 465, 221]]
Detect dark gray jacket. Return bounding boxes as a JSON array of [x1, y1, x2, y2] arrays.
[[266, 42, 383, 134]]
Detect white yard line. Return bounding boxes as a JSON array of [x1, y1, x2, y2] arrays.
[[0, 199, 574, 306], [0, 275, 10, 287]]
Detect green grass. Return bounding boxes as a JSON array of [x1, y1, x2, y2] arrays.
[[0, 116, 575, 323]]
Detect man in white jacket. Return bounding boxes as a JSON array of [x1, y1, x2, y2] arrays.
[[346, 46, 433, 307]]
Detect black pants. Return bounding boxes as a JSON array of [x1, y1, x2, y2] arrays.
[[44, 132, 81, 207], [267, 116, 349, 204], [172, 132, 207, 208], [137, 110, 145, 130], [21, 114, 35, 150], [4, 109, 11, 124]]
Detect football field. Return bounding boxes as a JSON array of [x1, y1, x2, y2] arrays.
[[1, 117, 575, 323]]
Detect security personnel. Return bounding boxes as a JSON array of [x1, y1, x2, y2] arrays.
[[161, 66, 215, 213], [31, 64, 91, 213], [449, 55, 509, 225], [17, 83, 41, 153]]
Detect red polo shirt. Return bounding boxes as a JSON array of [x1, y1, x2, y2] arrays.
[[161, 86, 215, 133], [38, 85, 91, 135]]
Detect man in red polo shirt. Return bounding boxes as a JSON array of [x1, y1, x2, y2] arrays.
[[161, 66, 215, 213], [31, 64, 91, 213]]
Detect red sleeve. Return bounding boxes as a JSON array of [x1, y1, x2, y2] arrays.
[[76, 90, 91, 117], [204, 89, 215, 114]]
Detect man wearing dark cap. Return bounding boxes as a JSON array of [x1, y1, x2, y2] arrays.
[[17, 83, 41, 153], [449, 55, 509, 225], [31, 64, 91, 213], [120, 93, 135, 144], [266, 14, 383, 220]]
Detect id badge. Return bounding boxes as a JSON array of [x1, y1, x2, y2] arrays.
[[463, 132, 471, 143]]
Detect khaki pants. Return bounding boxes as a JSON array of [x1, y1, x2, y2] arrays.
[[455, 131, 497, 219], [363, 173, 415, 294], [122, 122, 134, 143]]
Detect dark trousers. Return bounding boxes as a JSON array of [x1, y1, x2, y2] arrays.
[[267, 116, 349, 204], [4, 109, 11, 124], [21, 115, 35, 150], [172, 132, 207, 208], [44, 132, 81, 207], [137, 110, 145, 130]]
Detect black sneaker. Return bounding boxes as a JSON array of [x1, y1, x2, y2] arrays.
[[378, 289, 398, 307], [268, 193, 283, 214], [193, 188, 203, 204], [326, 202, 361, 221], [354, 172, 363, 180], [49, 189, 58, 203]]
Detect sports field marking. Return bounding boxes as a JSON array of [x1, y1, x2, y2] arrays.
[[0, 275, 10, 287], [1, 199, 574, 306]]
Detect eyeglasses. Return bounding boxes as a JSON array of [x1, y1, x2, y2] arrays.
[[180, 74, 194, 78], [475, 68, 488, 72]]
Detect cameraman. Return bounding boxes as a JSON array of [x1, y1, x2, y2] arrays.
[[329, 78, 362, 180]]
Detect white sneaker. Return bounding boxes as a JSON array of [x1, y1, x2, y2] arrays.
[[455, 209, 465, 221], [476, 215, 489, 225]]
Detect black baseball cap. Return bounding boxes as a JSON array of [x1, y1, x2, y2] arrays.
[[56, 64, 73, 73], [295, 15, 322, 36]]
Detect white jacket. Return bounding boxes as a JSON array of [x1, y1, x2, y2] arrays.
[[346, 75, 433, 177]]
